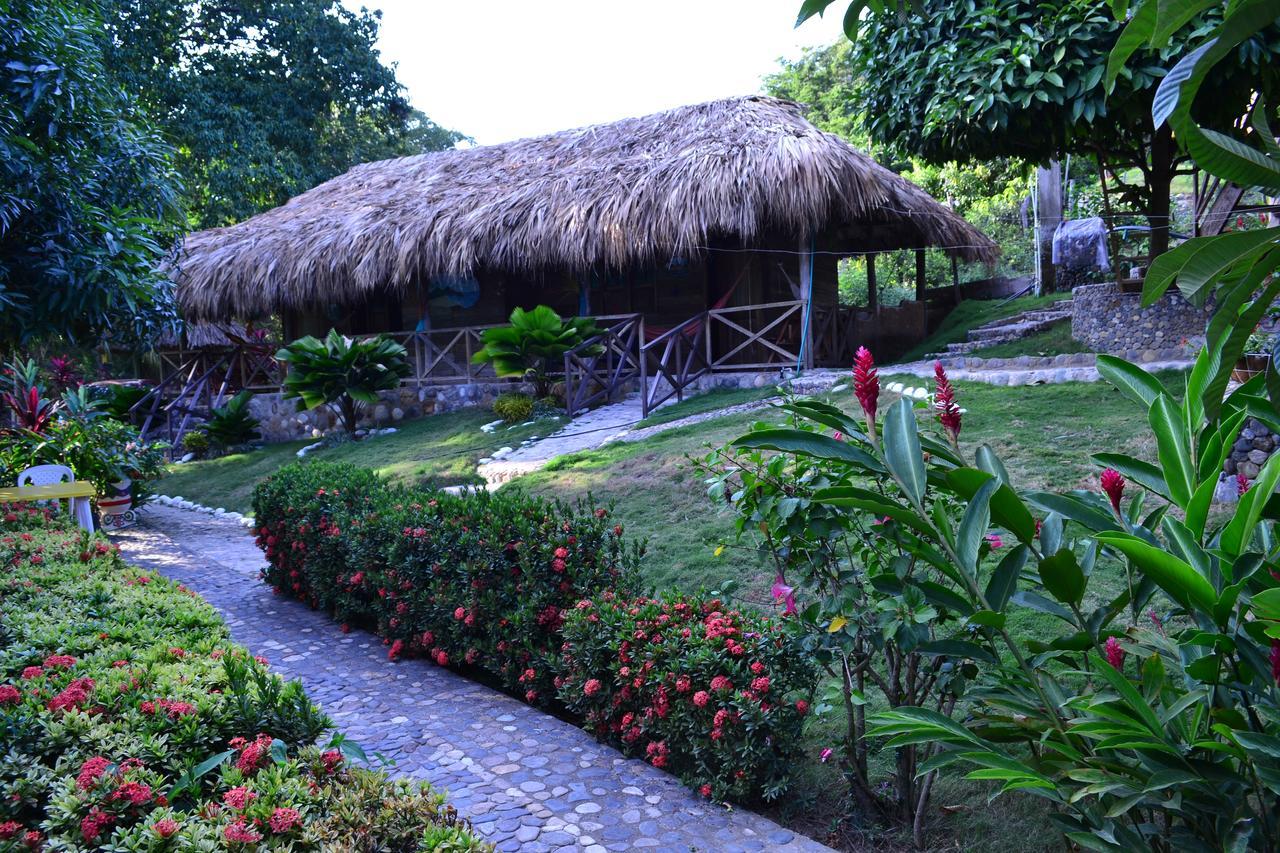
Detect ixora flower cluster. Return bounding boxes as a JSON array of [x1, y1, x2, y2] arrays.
[[252, 462, 816, 802], [0, 510, 485, 851], [558, 592, 816, 802]]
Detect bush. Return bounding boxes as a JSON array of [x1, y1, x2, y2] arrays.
[[492, 392, 534, 424], [277, 330, 410, 435], [0, 412, 167, 502], [472, 306, 602, 398], [182, 429, 211, 457], [251, 462, 817, 801], [558, 591, 816, 802], [203, 390, 261, 448], [0, 507, 486, 850]]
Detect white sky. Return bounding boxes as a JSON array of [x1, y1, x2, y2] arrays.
[[345, 1, 847, 145]]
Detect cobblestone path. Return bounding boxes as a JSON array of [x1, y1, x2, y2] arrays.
[[111, 505, 830, 853]]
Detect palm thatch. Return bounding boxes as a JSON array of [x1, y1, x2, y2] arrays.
[[176, 96, 998, 321]]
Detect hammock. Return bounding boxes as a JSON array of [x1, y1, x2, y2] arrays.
[[642, 279, 742, 343]]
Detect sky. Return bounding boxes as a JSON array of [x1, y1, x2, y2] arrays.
[[343, 1, 847, 145]]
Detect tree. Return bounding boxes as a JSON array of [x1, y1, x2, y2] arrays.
[[798, 0, 1280, 258], [102, 0, 463, 229], [0, 0, 183, 348]]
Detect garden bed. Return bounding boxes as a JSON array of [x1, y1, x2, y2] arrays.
[[0, 503, 485, 850]]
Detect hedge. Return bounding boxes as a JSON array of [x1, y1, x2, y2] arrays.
[[252, 462, 816, 802], [0, 502, 487, 851]]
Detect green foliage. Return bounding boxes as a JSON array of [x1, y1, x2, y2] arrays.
[[0, 0, 182, 347], [99, 383, 149, 422], [472, 306, 603, 399], [101, 0, 464, 229], [277, 330, 410, 435], [558, 592, 817, 803], [203, 391, 261, 449], [493, 391, 535, 424], [0, 511, 484, 849], [180, 428, 210, 457]]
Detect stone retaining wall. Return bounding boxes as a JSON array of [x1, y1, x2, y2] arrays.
[[1071, 282, 1207, 355], [250, 381, 512, 442]]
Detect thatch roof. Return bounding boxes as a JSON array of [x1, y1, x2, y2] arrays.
[[176, 96, 998, 321]]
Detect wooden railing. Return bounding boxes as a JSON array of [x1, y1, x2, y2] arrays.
[[640, 312, 711, 415], [134, 349, 241, 455], [384, 325, 503, 386], [563, 314, 645, 417]]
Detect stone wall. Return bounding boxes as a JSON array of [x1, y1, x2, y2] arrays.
[[250, 381, 513, 442], [1071, 282, 1206, 355]]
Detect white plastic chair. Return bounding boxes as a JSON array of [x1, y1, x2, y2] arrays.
[[18, 465, 94, 531]]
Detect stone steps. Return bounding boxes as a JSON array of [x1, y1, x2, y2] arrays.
[[936, 301, 1074, 356]]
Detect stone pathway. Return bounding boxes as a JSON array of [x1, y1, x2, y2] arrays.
[[110, 505, 830, 853], [889, 353, 1193, 386]]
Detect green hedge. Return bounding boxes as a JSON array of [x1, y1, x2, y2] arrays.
[[252, 462, 817, 802], [0, 502, 487, 850]]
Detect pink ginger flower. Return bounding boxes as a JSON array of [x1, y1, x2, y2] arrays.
[[771, 573, 796, 616], [985, 533, 1003, 550], [1100, 468, 1125, 514], [820, 747, 834, 763], [1104, 636, 1125, 670], [1238, 472, 1251, 495], [853, 347, 879, 425], [933, 362, 962, 440]]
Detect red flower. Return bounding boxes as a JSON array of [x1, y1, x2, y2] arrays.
[[43, 654, 76, 669], [645, 740, 669, 768], [224, 821, 262, 844], [692, 690, 710, 708], [710, 675, 732, 692], [0, 821, 20, 840], [77, 756, 111, 790], [388, 639, 405, 661], [81, 809, 114, 843], [674, 675, 691, 693], [584, 678, 602, 697], [1100, 468, 1125, 514], [20, 666, 42, 679], [554, 546, 569, 559], [0, 685, 20, 705], [750, 676, 770, 693], [853, 346, 879, 425], [321, 750, 344, 774], [933, 362, 962, 440], [151, 818, 180, 839], [1104, 636, 1125, 670], [699, 784, 712, 798], [1238, 472, 1251, 495], [796, 699, 809, 716], [223, 786, 256, 810], [111, 781, 153, 805], [269, 807, 302, 833]]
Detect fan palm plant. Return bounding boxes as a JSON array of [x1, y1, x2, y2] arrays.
[[471, 305, 603, 398], [276, 330, 410, 435]]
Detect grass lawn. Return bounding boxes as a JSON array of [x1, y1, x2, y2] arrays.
[[898, 292, 1074, 363], [968, 320, 1088, 359], [159, 407, 560, 513], [639, 385, 779, 427]]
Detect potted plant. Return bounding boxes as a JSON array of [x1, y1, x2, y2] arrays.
[[1232, 327, 1274, 382]]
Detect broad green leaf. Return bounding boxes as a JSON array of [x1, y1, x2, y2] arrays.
[[1091, 453, 1171, 501], [1026, 492, 1121, 533], [985, 544, 1028, 611], [1149, 395, 1193, 507], [957, 478, 997, 572], [1096, 532, 1217, 612], [1039, 549, 1086, 605], [1221, 449, 1280, 558], [1096, 354, 1165, 408], [813, 487, 934, 535], [1142, 228, 1280, 306], [883, 398, 926, 506], [732, 428, 884, 471], [1105, 0, 1156, 88], [1011, 590, 1075, 623], [948, 468, 1038, 544]]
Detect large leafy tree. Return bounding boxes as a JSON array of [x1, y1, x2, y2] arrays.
[[102, 0, 463, 229], [799, 0, 1280, 258], [0, 0, 183, 347]]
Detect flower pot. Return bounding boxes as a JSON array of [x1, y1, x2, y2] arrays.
[[1232, 353, 1270, 383], [97, 476, 136, 529]]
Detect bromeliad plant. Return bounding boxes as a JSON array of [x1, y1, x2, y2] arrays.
[[276, 329, 410, 435]]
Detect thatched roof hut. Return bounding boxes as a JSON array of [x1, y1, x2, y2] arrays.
[[175, 96, 996, 322]]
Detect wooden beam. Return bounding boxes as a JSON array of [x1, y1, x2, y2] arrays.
[[951, 256, 961, 304], [866, 254, 878, 314], [915, 250, 927, 302], [799, 240, 815, 370]]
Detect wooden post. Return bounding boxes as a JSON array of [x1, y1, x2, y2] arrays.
[[799, 240, 815, 371], [866, 254, 878, 314], [1036, 162, 1063, 293], [915, 250, 927, 301], [950, 256, 961, 304]]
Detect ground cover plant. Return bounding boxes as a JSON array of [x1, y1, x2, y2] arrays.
[[0, 504, 485, 850], [251, 461, 816, 803]]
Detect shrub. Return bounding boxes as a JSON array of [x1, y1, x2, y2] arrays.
[[558, 592, 816, 802], [251, 462, 818, 801], [182, 429, 211, 457], [277, 330, 410, 434], [492, 391, 534, 424], [203, 390, 261, 448], [253, 462, 640, 705], [0, 411, 167, 501], [472, 306, 602, 398], [0, 507, 486, 850], [99, 382, 150, 422]]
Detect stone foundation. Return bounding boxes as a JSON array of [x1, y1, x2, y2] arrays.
[[250, 381, 513, 442], [1224, 418, 1278, 481], [1071, 282, 1207, 355]]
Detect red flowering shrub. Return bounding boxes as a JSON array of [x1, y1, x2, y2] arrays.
[[0, 509, 486, 850], [253, 462, 641, 705], [558, 591, 816, 802]]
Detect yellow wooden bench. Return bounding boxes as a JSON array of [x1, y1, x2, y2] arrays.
[[0, 482, 96, 531]]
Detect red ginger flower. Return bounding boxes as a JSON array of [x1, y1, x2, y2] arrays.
[[1104, 636, 1125, 670], [933, 362, 962, 439], [853, 347, 879, 424], [1100, 468, 1125, 514]]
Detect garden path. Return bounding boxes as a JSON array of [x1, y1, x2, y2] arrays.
[[110, 505, 831, 853]]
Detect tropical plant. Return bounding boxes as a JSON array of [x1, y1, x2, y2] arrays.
[[492, 391, 535, 424], [2, 385, 59, 433], [202, 390, 261, 448], [99, 382, 150, 422], [276, 330, 410, 435], [472, 306, 603, 399]]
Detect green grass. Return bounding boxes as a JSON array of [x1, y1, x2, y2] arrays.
[[967, 320, 1088, 359], [159, 407, 561, 513], [899, 293, 1074, 363]]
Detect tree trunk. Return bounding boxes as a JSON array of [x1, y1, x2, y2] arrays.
[[340, 395, 358, 435], [1147, 125, 1176, 263]]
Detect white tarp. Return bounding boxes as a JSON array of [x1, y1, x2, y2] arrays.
[[1052, 217, 1110, 272]]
